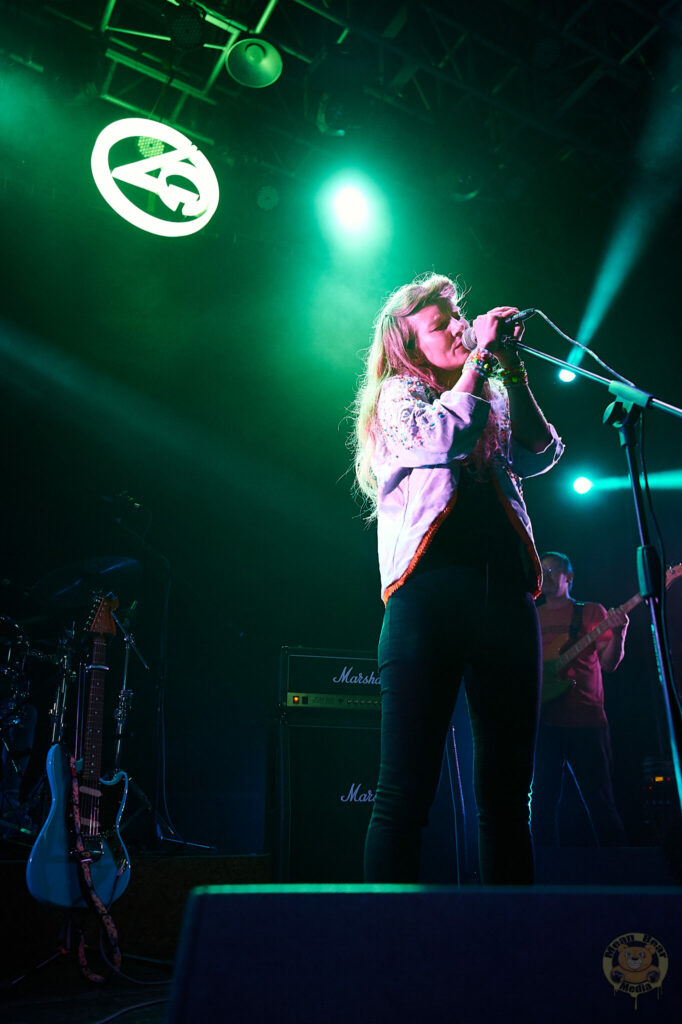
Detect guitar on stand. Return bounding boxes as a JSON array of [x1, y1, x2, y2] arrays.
[[542, 563, 682, 703], [26, 594, 131, 909]]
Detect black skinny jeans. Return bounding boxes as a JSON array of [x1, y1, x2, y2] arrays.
[[364, 562, 542, 885]]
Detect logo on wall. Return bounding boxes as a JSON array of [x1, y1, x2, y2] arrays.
[[91, 117, 219, 237], [602, 932, 668, 1008]]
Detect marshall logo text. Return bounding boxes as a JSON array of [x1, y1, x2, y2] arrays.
[[340, 783, 376, 803], [332, 666, 380, 687]]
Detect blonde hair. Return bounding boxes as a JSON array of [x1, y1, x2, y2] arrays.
[[351, 272, 505, 515]]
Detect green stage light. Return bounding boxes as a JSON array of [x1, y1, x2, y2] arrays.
[[137, 135, 166, 158], [571, 42, 682, 364], [591, 470, 682, 493], [576, 194, 659, 351], [573, 476, 594, 494], [331, 184, 369, 231], [317, 171, 390, 250], [558, 368, 576, 383]]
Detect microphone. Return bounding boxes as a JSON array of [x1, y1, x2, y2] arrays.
[[504, 307, 536, 325], [461, 308, 536, 351]]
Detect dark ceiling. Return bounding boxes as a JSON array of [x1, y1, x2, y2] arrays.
[[7, 1, 682, 198], [1, 0, 681, 629]]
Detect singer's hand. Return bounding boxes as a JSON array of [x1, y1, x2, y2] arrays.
[[472, 306, 525, 369]]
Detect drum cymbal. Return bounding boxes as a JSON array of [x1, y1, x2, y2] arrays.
[[30, 556, 141, 609]]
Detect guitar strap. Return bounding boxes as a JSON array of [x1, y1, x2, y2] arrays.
[[68, 754, 122, 983], [569, 601, 584, 641]]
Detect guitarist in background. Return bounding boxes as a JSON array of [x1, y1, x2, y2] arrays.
[[531, 551, 629, 847]]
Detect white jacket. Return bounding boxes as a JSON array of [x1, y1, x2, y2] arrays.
[[372, 374, 564, 602]]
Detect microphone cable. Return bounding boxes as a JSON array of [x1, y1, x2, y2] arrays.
[[526, 308, 636, 388]]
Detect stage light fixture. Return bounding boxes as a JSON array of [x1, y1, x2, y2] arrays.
[[225, 38, 283, 88], [316, 171, 390, 251], [256, 184, 279, 211], [304, 50, 368, 136], [165, 3, 206, 53], [331, 184, 370, 231], [137, 135, 165, 158], [573, 476, 594, 495], [558, 368, 576, 383]]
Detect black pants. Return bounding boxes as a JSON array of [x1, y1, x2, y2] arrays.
[[364, 563, 542, 885], [531, 723, 627, 847]]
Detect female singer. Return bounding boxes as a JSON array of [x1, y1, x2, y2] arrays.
[[352, 272, 563, 883]]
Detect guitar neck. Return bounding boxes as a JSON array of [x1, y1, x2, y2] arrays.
[[80, 637, 108, 834], [556, 594, 643, 671]]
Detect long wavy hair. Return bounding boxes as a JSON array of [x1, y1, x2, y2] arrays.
[[351, 272, 505, 515]]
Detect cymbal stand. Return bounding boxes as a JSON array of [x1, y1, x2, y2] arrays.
[[48, 626, 77, 748], [111, 607, 150, 773]]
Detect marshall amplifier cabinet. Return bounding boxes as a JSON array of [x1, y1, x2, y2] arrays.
[[274, 648, 474, 884], [276, 647, 381, 882], [279, 646, 381, 714]]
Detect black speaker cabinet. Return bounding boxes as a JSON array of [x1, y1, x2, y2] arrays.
[[168, 885, 682, 1024], [274, 666, 478, 884], [277, 716, 381, 882]]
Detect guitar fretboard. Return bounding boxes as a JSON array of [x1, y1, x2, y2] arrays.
[[555, 594, 643, 670], [80, 636, 107, 836]]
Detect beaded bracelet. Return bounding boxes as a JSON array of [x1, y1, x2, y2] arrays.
[[500, 362, 529, 388], [464, 348, 497, 379]]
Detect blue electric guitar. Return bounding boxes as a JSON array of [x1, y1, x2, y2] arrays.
[[26, 595, 131, 908]]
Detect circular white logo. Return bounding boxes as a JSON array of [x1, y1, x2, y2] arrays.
[[91, 117, 219, 237]]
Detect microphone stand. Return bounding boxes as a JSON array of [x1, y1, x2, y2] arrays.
[[517, 339, 682, 816]]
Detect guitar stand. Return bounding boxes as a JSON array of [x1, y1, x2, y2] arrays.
[[5, 910, 110, 990]]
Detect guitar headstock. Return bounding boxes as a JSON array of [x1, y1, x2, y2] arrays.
[[665, 564, 682, 590], [87, 593, 119, 637]]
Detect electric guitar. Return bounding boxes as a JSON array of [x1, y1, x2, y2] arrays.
[[541, 564, 682, 704], [26, 595, 131, 908]]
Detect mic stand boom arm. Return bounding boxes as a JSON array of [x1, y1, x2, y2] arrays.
[[516, 339, 682, 816]]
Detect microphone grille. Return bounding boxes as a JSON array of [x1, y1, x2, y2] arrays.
[[461, 327, 478, 351]]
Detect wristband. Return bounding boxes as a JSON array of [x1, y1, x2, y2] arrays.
[[500, 361, 528, 388], [464, 348, 496, 379]]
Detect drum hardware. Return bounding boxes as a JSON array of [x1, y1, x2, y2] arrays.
[[48, 628, 78, 748], [1, 690, 31, 729], [1, 563, 140, 848], [111, 601, 150, 773], [0, 692, 39, 843], [0, 630, 75, 842], [30, 556, 141, 610]]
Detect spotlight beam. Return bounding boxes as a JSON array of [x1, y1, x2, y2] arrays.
[[573, 40, 682, 360]]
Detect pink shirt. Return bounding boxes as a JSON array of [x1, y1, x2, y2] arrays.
[[539, 600, 611, 727]]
